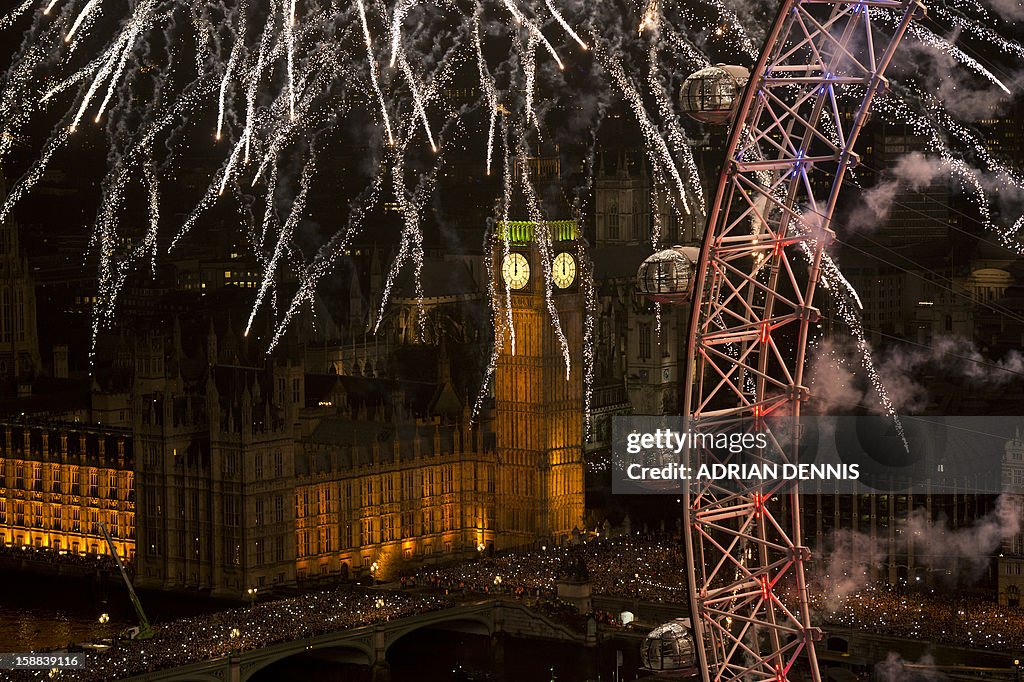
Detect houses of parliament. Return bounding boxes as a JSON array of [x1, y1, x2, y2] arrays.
[[0, 170, 600, 596], [4, 117, 1024, 601]]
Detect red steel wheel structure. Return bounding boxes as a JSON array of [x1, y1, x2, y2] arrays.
[[677, 0, 924, 679]]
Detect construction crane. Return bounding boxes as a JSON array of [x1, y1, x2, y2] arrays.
[[98, 522, 154, 640]]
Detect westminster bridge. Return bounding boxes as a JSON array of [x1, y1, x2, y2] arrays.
[[119, 598, 599, 682]]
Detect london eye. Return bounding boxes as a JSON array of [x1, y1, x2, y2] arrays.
[[639, 0, 924, 678]]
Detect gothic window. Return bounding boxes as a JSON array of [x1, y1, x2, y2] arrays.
[[607, 206, 620, 240], [0, 288, 10, 343], [638, 323, 652, 360], [224, 497, 240, 527], [14, 288, 24, 342]]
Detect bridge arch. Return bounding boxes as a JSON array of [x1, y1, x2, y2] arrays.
[[242, 637, 375, 681], [147, 673, 223, 682], [383, 612, 495, 655]]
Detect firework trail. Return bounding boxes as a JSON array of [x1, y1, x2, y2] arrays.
[[0, 0, 1020, 424]]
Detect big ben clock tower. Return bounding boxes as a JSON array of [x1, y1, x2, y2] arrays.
[[492, 219, 585, 548]]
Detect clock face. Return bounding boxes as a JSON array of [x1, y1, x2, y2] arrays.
[[552, 252, 577, 288], [501, 252, 530, 290]]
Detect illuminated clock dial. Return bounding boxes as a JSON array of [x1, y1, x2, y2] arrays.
[[552, 252, 576, 288], [501, 252, 530, 290]]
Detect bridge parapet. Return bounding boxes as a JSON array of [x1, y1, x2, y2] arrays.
[[120, 599, 589, 682]]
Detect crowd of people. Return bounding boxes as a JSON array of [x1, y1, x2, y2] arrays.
[[411, 536, 690, 604], [0, 543, 120, 571], [410, 536, 1024, 653], [11, 536, 1024, 679], [14, 589, 450, 681], [818, 585, 1024, 652]]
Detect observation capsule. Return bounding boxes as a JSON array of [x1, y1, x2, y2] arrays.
[[640, 618, 698, 674], [679, 64, 750, 125], [635, 246, 700, 304]]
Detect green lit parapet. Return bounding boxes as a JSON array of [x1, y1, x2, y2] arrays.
[[497, 220, 578, 244]]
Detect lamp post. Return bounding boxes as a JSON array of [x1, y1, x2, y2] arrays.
[[370, 561, 379, 585], [247, 587, 258, 607]]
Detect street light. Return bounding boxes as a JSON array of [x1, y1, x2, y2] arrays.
[[98, 613, 109, 624], [247, 587, 258, 607], [229, 628, 240, 639], [370, 561, 379, 584]]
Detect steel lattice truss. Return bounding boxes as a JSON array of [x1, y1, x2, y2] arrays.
[[681, 0, 923, 679]]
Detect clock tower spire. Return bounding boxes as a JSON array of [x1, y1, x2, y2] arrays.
[[492, 218, 585, 547]]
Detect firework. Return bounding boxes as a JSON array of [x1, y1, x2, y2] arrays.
[[0, 0, 1019, 426]]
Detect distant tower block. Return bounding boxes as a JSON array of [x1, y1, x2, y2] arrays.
[[0, 172, 41, 382], [679, 64, 750, 125]]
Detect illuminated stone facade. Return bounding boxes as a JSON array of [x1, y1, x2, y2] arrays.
[[294, 376, 497, 581], [132, 327, 298, 598], [492, 220, 586, 547], [0, 421, 135, 560]]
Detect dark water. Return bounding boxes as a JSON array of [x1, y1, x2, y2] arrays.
[[0, 570, 230, 652], [251, 629, 653, 682]]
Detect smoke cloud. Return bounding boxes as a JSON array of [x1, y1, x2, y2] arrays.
[[815, 494, 1022, 602], [876, 653, 948, 682], [847, 153, 949, 233], [808, 339, 863, 412], [986, 0, 1024, 21], [906, 494, 1022, 582], [809, 336, 1024, 414], [819, 526, 885, 610]]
